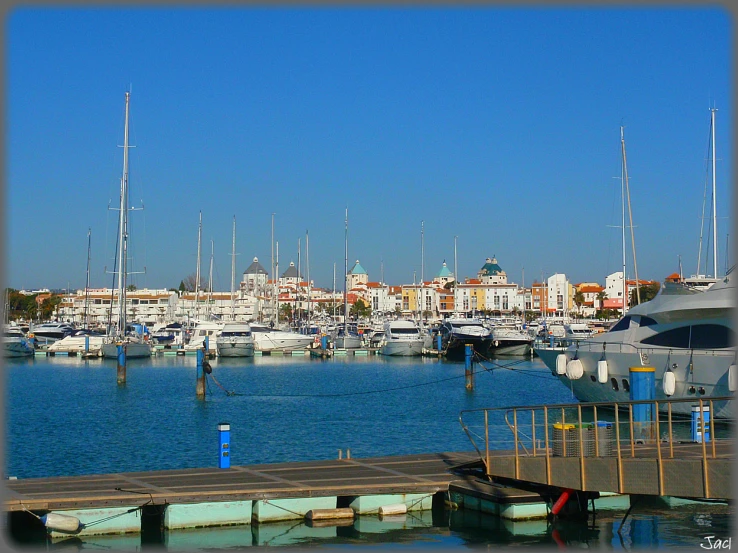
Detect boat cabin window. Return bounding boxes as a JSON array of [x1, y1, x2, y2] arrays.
[[392, 328, 420, 335], [611, 377, 619, 391], [640, 324, 734, 349], [222, 331, 251, 337], [639, 316, 658, 327], [608, 316, 632, 333], [622, 379, 630, 393]]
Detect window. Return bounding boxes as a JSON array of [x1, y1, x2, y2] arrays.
[[611, 377, 619, 391], [639, 316, 658, 327], [622, 379, 630, 392], [609, 316, 632, 333], [689, 324, 734, 349], [640, 324, 734, 349]]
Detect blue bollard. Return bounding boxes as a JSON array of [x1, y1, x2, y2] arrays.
[[204, 335, 210, 357], [196, 347, 206, 398], [549, 334, 554, 347], [629, 367, 655, 441], [691, 405, 711, 443], [218, 423, 231, 468], [84, 335, 89, 353], [321, 334, 327, 350], [436, 335, 442, 352], [465, 344, 474, 390]]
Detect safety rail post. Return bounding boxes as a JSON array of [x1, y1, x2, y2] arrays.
[[668, 402, 674, 458], [577, 404, 585, 490], [484, 409, 490, 477], [544, 406, 551, 485], [532, 410, 537, 456], [710, 399, 716, 459], [629, 403, 635, 457], [615, 403, 623, 493], [700, 398, 710, 498], [513, 408, 520, 480], [593, 405, 599, 457], [655, 400, 664, 495], [561, 407, 566, 457]]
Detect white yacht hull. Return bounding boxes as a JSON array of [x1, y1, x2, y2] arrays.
[[535, 344, 734, 418], [48, 335, 105, 354], [216, 337, 255, 357], [4, 341, 34, 358], [101, 341, 152, 359], [253, 332, 314, 352], [379, 340, 424, 356]]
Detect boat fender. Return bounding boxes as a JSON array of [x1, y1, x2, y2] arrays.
[[597, 360, 608, 384], [494, 340, 499, 348], [203, 360, 212, 374], [565, 358, 583, 380], [555, 354, 567, 375], [40, 513, 81, 533], [729, 364, 737, 393], [662, 369, 676, 397]]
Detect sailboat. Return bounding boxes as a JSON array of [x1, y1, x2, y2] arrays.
[[333, 208, 362, 349], [101, 92, 152, 359]]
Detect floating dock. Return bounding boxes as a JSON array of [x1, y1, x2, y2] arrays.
[[5, 451, 478, 538]]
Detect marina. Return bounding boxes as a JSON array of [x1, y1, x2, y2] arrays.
[[4, 353, 734, 548]]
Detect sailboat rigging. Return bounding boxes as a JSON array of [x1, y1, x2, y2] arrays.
[[101, 91, 151, 359]]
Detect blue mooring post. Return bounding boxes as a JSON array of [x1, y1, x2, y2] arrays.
[[629, 366, 655, 442], [196, 347, 206, 399], [321, 334, 327, 350], [84, 335, 90, 353], [691, 403, 711, 443], [204, 335, 210, 358], [465, 344, 474, 390], [116, 344, 126, 385], [436, 334, 442, 353], [218, 423, 231, 469]]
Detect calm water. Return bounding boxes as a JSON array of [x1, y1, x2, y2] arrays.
[[4, 353, 734, 549]]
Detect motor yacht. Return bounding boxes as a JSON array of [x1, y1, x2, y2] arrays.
[[216, 322, 255, 357], [534, 268, 736, 417], [438, 317, 493, 361], [250, 324, 315, 352], [3, 325, 34, 358], [379, 320, 424, 356]]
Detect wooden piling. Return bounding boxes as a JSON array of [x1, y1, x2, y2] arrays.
[[116, 344, 126, 385]]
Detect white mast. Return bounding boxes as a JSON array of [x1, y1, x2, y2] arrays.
[[420, 221, 425, 324], [711, 106, 718, 277], [114, 92, 132, 336], [306, 230, 311, 322], [344, 208, 349, 333], [84, 228, 91, 329], [620, 127, 628, 313], [230, 216, 236, 320], [271, 213, 276, 325], [453, 235, 459, 316], [195, 211, 202, 319], [275, 240, 279, 326], [622, 127, 640, 304], [208, 239, 214, 318]]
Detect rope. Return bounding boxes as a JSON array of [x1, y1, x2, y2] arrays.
[[207, 370, 470, 398]]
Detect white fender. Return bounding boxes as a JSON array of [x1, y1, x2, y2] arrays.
[[556, 354, 567, 375], [729, 364, 737, 392], [662, 369, 676, 397], [40, 512, 81, 533], [597, 359, 608, 384], [566, 358, 583, 380]]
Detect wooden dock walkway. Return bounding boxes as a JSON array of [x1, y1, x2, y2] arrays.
[[4, 451, 479, 513]]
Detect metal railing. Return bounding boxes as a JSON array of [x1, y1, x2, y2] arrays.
[[459, 396, 734, 497]]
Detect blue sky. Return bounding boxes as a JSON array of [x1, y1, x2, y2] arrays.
[[6, 6, 733, 292]]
